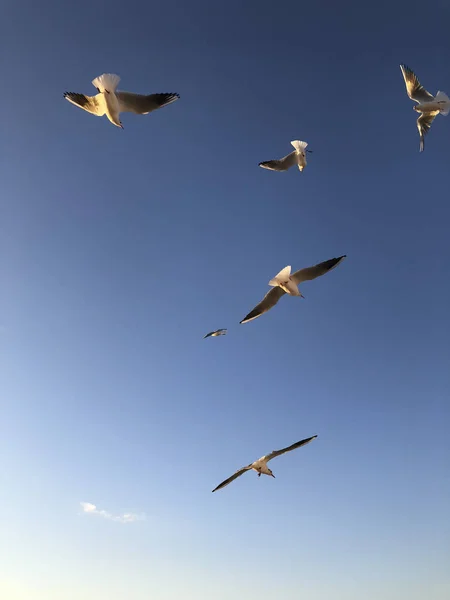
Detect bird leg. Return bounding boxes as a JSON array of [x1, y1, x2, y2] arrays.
[[258, 472, 261, 477]]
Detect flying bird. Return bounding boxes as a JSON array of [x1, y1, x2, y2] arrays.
[[203, 329, 227, 339], [212, 435, 317, 492], [240, 255, 346, 324], [400, 64, 450, 152], [259, 140, 312, 172], [64, 73, 179, 129]]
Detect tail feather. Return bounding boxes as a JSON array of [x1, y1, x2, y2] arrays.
[[290, 140, 308, 152], [436, 91, 450, 115], [92, 73, 121, 93], [435, 90, 449, 102], [269, 265, 291, 287]]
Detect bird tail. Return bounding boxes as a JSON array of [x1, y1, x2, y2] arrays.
[[269, 265, 291, 287], [435, 91, 450, 115], [92, 73, 121, 93], [290, 140, 308, 152]]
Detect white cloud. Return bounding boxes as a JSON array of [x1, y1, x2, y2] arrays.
[[80, 502, 145, 524]]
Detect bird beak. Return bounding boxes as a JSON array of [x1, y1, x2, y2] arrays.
[[271, 473, 275, 478]]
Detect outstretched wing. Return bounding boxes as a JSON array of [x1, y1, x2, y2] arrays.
[[212, 464, 253, 492], [417, 111, 438, 152], [291, 256, 346, 285], [263, 435, 318, 463], [240, 286, 286, 324], [116, 91, 180, 114], [259, 151, 297, 172], [400, 65, 434, 103], [64, 92, 105, 116]]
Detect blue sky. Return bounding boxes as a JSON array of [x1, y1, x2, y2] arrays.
[[2, 1, 450, 598]]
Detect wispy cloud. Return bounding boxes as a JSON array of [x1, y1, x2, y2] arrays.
[[80, 502, 146, 524]]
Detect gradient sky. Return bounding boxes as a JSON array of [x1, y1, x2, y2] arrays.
[[2, 1, 450, 599]]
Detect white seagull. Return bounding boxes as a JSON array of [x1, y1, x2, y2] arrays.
[[400, 64, 450, 152], [240, 255, 346, 324], [212, 435, 317, 492], [259, 140, 312, 172], [64, 73, 180, 129], [203, 328, 227, 339]]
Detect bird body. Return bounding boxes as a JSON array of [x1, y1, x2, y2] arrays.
[[259, 140, 310, 172], [268, 265, 302, 296], [400, 64, 449, 151], [92, 73, 122, 127], [203, 329, 227, 339], [250, 458, 275, 477], [240, 255, 346, 324], [64, 73, 180, 129], [290, 140, 308, 172]]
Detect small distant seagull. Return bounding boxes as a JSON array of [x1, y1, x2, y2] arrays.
[[240, 255, 346, 324], [64, 73, 179, 129], [259, 140, 312, 172], [212, 435, 317, 492], [203, 328, 227, 339], [400, 64, 450, 152]]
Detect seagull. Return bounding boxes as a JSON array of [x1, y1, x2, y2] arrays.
[[400, 64, 450, 152], [259, 140, 312, 172], [64, 73, 180, 129], [212, 435, 317, 492], [203, 328, 227, 339], [240, 255, 346, 324]]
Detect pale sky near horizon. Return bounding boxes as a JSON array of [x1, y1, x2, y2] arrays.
[[2, 1, 450, 599]]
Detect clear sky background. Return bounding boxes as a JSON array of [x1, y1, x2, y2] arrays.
[[1, 1, 450, 599]]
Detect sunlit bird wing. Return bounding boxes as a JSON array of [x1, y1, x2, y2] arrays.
[[212, 464, 253, 492], [259, 151, 298, 171], [291, 256, 346, 284], [64, 92, 105, 116], [116, 91, 180, 114], [240, 286, 286, 324], [263, 435, 318, 462], [400, 65, 434, 104], [417, 111, 439, 152]]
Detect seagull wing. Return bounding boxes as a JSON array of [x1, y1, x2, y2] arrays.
[[291, 255, 346, 285], [400, 65, 434, 103], [263, 435, 318, 463], [64, 92, 105, 116], [259, 151, 298, 171], [240, 286, 286, 324], [203, 331, 214, 338], [116, 91, 180, 115], [417, 111, 439, 152], [212, 464, 253, 492]]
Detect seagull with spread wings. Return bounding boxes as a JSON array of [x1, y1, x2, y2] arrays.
[[64, 73, 179, 129], [203, 329, 227, 339], [259, 140, 312, 172], [400, 64, 450, 152], [212, 435, 317, 492], [240, 255, 346, 325]]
